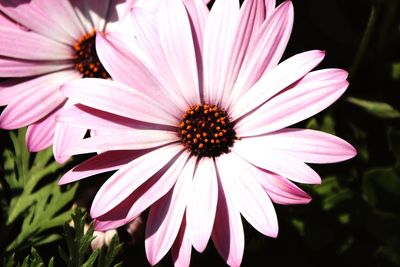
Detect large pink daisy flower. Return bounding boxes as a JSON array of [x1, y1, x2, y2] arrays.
[[0, 0, 154, 162], [57, 0, 356, 266]]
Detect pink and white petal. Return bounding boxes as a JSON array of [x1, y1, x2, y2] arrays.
[[211, 173, 244, 267], [58, 150, 144, 185], [0, 0, 74, 44], [236, 69, 349, 136], [126, 9, 188, 111], [230, 50, 325, 120], [57, 104, 166, 132], [145, 155, 194, 265], [0, 56, 72, 77], [233, 139, 321, 184], [61, 78, 179, 126], [187, 157, 218, 253], [217, 153, 278, 238], [126, 152, 193, 220], [0, 70, 79, 129], [104, 0, 136, 33], [182, 0, 208, 54], [0, 26, 73, 60], [35, 0, 86, 40], [96, 32, 186, 114], [223, 0, 272, 108], [264, 0, 277, 19], [74, 0, 111, 32], [90, 144, 183, 218], [255, 169, 311, 205], [0, 12, 24, 30], [230, 1, 294, 105], [53, 122, 87, 164], [202, 0, 239, 104], [26, 108, 59, 152], [172, 217, 192, 267], [241, 128, 356, 164], [158, 0, 200, 105], [63, 130, 179, 156], [95, 151, 191, 231], [182, 0, 209, 98]]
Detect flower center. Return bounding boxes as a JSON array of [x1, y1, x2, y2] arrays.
[[179, 104, 237, 157], [73, 30, 110, 79]]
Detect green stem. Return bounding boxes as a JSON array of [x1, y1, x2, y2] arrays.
[[349, 4, 378, 80]]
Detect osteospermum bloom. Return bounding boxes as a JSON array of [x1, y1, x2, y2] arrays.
[[0, 0, 154, 162], [58, 0, 356, 266]]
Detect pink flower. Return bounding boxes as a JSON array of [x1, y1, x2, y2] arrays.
[[58, 0, 356, 266], [0, 0, 152, 162]]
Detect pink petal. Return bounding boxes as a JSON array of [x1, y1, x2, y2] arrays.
[[34, 0, 86, 40], [187, 157, 218, 253], [56, 104, 151, 131], [202, 0, 239, 104], [182, 0, 209, 97], [230, 50, 325, 120], [235, 69, 349, 135], [0, 56, 72, 77], [233, 139, 321, 184], [241, 128, 356, 164], [0, 26, 73, 60], [58, 150, 144, 185], [172, 217, 192, 267], [125, 152, 193, 220], [0, 0, 74, 44], [103, 0, 136, 32], [63, 130, 179, 156], [230, 1, 294, 104], [145, 155, 194, 265], [26, 109, 58, 152], [95, 151, 191, 231], [219, 0, 269, 107], [0, 12, 21, 30], [217, 153, 278, 238], [53, 121, 87, 164], [182, 0, 208, 54], [126, 9, 188, 113], [0, 71, 76, 106], [211, 173, 244, 267], [96, 32, 186, 115], [0, 70, 79, 129], [254, 169, 311, 205], [158, 0, 200, 105], [90, 144, 183, 218], [60, 78, 179, 126]]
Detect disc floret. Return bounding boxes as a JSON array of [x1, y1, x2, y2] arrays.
[[73, 30, 110, 79], [179, 104, 237, 157]]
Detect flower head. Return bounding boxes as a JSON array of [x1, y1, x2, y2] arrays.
[[58, 0, 356, 266], [0, 0, 151, 162]]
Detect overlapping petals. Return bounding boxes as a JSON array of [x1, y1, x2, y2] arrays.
[[0, 0, 154, 159], [56, 0, 356, 266]]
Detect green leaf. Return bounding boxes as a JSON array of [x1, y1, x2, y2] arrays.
[[347, 97, 400, 119], [392, 61, 400, 80], [363, 167, 400, 207], [1, 128, 77, 252], [59, 208, 96, 267], [97, 235, 123, 267]]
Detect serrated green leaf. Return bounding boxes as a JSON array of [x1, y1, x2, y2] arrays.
[[347, 97, 400, 119]]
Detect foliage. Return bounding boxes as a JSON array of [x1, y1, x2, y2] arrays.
[[59, 208, 123, 267], [0, 129, 77, 254]]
